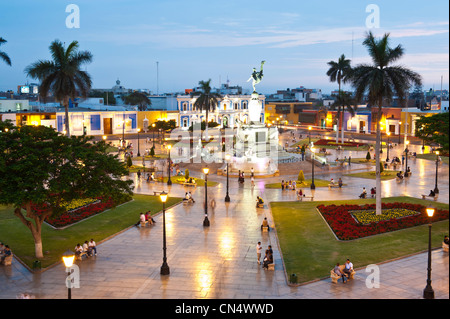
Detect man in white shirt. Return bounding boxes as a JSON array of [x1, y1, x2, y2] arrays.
[[256, 242, 263, 264], [344, 259, 353, 276], [89, 239, 97, 256]]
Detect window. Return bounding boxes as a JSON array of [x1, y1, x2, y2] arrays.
[[182, 102, 187, 112], [243, 102, 247, 109], [234, 102, 238, 110]]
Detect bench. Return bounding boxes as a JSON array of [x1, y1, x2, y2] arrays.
[[153, 191, 162, 196], [182, 182, 197, 187], [328, 184, 342, 188], [443, 242, 449, 253], [1, 255, 12, 266], [267, 262, 275, 271], [183, 199, 194, 205], [299, 195, 314, 201], [76, 251, 87, 261], [262, 226, 269, 232], [421, 194, 438, 201], [330, 265, 356, 283], [256, 203, 265, 208]]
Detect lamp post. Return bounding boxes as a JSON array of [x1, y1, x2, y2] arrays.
[[137, 128, 141, 157], [398, 121, 402, 144], [308, 126, 312, 144], [159, 191, 170, 275], [434, 151, 440, 194], [167, 144, 172, 185], [423, 207, 435, 299], [310, 147, 316, 190], [224, 154, 231, 202], [380, 122, 383, 154], [152, 123, 156, 148], [386, 132, 391, 162], [404, 140, 409, 177], [122, 119, 125, 148], [62, 250, 75, 299], [203, 167, 210, 227]]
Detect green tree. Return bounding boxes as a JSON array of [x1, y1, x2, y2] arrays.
[[126, 155, 133, 167], [185, 169, 190, 180], [124, 91, 151, 111], [366, 151, 371, 161], [0, 123, 133, 258], [191, 79, 222, 140], [414, 112, 449, 153], [349, 31, 422, 215], [326, 54, 352, 143], [25, 40, 93, 136], [0, 37, 11, 66]]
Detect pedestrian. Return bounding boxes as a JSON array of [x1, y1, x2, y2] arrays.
[[89, 239, 97, 256], [256, 242, 263, 264]]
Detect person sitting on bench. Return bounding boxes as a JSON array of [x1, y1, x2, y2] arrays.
[[261, 217, 270, 231], [359, 187, 367, 198], [256, 196, 264, 207], [428, 189, 436, 197], [397, 171, 404, 179]]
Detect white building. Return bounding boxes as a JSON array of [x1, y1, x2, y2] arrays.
[[177, 94, 265, 129]]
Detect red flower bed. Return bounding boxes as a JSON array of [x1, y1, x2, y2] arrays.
[[317, 202, 449, 240], [31, 197, 117, 228], [314, 139, 366, 147]]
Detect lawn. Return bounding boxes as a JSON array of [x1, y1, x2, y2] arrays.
[[344, 170, 399, 180], [416, 153, 449, 165], [265, 179, 336, 189], [271, 196, 449, 284], [0, 194, 182, 270]]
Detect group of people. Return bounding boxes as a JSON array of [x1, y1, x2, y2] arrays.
[[333, 259, 354, 283], [329, 178, 343, 188], [183, 192, 195, 203], [238, 170, 245, 184], [0, 242, 12, 265], [256, 242, 274, 270], [74, 239, 97, 259], [135, 211, 156, 227], [281, 180, 297, 190]]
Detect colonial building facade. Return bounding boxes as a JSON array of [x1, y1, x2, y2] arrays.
[[177, 94, 265, 130]]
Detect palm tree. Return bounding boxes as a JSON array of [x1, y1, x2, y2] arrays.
[[326, 54, 352, 143], [124, 91, 151, 111], [349, 31, 422, 215], [330, 91, 358, 132], [25, 40, 93, 136], [191, 79, 221, 140], [0, 37, 12, 66]]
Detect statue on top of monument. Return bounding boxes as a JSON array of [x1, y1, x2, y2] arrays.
[[247, 60, 265, 93]]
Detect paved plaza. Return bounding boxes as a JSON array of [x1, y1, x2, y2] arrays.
[[0, 134, 448, 300]]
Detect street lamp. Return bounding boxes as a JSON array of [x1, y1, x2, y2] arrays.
[[379, 122, 384, 154], [167, 144, 172, 185], [308, 126, 312, 144], [203, 167, 210, 227], [159, 191, 170, 275], [404, 140, 410, 177], [224, 154, 231, 202], [62, 249, 75, 299], [152, 123, 156, 148], [386, 132, 391, 162], [423, 207, 435, 299], [137, 128, 141, 157], [122, 119, 125, 148], [310, 147, 316, 190], [398, 121, 402, 144], [434, 151, 440, 194]]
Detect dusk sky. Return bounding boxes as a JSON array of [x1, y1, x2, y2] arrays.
[[0, 0, 448, 95]]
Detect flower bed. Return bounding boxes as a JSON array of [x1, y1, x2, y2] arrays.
[[30, 197, 119, 228], [317, 202, 449, 240]]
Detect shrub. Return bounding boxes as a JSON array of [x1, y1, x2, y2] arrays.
[[185, 169, 190, 180], [366, 151, 371, 160], [150, 146, 155, 157], [126, 156, 133, 167], [298, 170, 305, 183]]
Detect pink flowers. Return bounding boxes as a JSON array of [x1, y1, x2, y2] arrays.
[[317, 202, 449, 240]]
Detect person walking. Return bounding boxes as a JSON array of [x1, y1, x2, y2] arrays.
[[256, 242, 263, 264]]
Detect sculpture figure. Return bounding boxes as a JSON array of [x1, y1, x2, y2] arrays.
[[247, 60, 265, 93]]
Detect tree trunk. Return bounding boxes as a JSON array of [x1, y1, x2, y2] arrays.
[[204, 107, 209, 141], [375, 107, 382, 215], [14, 206, 48, 259], [64, 96, 70, 136]]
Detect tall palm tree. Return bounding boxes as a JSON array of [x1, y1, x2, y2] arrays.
[[330, 91, 358, 131], [0, 37, 12, 66], [25, 40, 93, 136], [191, 79, 221, 140], [349, 31, 422, 215], [326, 54, 352, 143]]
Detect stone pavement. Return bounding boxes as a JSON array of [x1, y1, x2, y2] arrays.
[[0, 138, 448, 299]]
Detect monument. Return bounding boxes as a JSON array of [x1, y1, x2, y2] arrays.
[[220, 61, 280, 177]]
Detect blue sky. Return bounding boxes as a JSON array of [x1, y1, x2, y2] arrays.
[[0, 0, 448, 94]]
